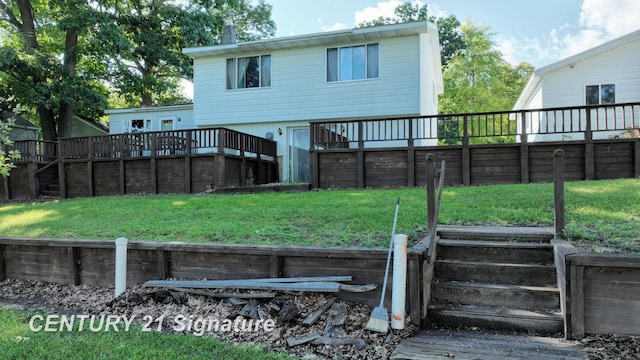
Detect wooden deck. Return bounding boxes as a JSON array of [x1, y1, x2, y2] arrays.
[[392, 329, 587, 360]]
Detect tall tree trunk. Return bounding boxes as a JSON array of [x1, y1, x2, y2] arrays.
[[16, 0, 38, 51], [58, 30, 78, 139], [39, 105, 57, 141]]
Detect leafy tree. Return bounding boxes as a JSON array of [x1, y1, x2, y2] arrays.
[[358, 1, 464, 67], [0, 0, 275, 139], [438, 21, 534, 144], [0, 111, 20, 177], [0, 0, 106, 140], [88, 0, 276, 107]]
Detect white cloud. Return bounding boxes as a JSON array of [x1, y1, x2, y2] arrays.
[[320, 22, 349, 32], [317, 17, 348, 32], [354, 0, 427, 25], [496, 0, 640, 67]]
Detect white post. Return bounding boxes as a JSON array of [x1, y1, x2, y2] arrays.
[[115, 237, 128, 298], [391, 234, 408, 330]]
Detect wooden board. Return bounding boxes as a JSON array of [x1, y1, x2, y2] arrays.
[[3, 245, 71, 283], [364, 151, 408, 188], [93, 161, 120, 196], [318, 152, 358, 189], [65, 162, 90, 198], [170, 251, 270, 280], [124, 159, 154, 194], [157, 158, 185, 194]]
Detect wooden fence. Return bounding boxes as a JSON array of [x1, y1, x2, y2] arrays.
[[310, 102, 640, 189], [0, 237, 426, 326]]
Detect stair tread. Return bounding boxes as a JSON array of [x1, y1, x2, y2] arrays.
[[428, 304, 562, 319], [438, 239, 554, 248], [438, 225, 555, 237], [436, 259, 554, 267], [434, 281, 560, 293]]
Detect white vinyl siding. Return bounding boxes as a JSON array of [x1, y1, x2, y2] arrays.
[[540, 38, 640, 108], [193, 36, 424, 126]]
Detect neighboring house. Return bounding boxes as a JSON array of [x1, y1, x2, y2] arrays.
[[514, 29, 640, 142], [72, 115, 109, 137], [1, 111, 40, 141], [106, 104, 194, 134], [106, 21, 443, 182]]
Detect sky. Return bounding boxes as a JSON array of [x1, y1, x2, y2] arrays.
[[267, 0, 640, 68]]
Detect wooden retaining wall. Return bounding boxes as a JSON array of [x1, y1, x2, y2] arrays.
[[0, 237, 426, 326], [554, 241, 640, 339], [566, 253, 640, 338], [313, 139, 640, 189], [2, 153, 278, 200]]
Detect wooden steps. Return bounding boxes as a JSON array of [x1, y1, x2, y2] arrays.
[[427, 226, 563, 334], [391, 328, 587, 360]]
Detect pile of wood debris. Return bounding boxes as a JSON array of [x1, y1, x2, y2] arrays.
[[0, 278, 418, 359]]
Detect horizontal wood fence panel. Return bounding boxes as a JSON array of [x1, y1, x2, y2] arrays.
[[66, 163, 89, 198], [3, 245, 71, 283], [364, 151, 408, 188], [79, 248, 115, 286], [529, 144, 586, 182], [415, 149, 463, 186], [157, 158, 185, 194], [594, 142, 635, 179], [566, 253, 640, 338], [93, 161, 121, 196], [8, 166, 31, 199], [191, 157, 218, 191], [124, 160, 154, 194], [318, 152, 358, 189], [170, 252, 270, 280]]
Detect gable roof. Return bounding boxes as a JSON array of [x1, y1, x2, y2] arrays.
[[514, 29, 640, 109], [183, 21, 437, 58], [74, 115, 109, 134], [1, 110, 40, 130]]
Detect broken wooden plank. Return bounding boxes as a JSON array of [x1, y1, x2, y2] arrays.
[[276, 301, 299, 325], [340, 284, 377, 292], [287, 334, 320, 347], [302, 298, 335, 327], [324, 302, 348, 336], [228, 298, 248, 306], [311, 336, 365, 349], [145, 280, 342, 293], [239, 302, 257, 318], [145, 276, 352, 287], [163, 286, 277, 299]]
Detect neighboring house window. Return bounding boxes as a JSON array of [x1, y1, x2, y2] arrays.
[[585, 84, 615, 105], [226, 55, 271, 89], [327, 43, 379, 82], [130, 119, 144, 132]]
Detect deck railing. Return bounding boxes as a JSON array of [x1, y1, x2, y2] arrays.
[[11, 140, 58, 163], [55, 128, 277, 161], [311, 102, 640, 148]]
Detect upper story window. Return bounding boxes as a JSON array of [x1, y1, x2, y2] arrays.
[[327, 43, 379, 82], [226, 54, 271, 90], [586, 84, 615, 105]]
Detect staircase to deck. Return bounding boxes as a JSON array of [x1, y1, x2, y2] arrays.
[[427, 226, 564, 335]]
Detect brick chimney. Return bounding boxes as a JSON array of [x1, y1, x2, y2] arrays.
[[221, 19, 237, 45]]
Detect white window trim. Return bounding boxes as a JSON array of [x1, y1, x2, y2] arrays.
[[325, 43, 380, 84], [226, 54, 272, 91]]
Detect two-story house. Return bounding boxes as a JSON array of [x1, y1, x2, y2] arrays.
[[108, 21, 443, 182]]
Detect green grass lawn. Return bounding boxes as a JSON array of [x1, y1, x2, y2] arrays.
[[0, 307, 291, 360], [0, 178, 638, 251]]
